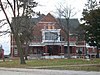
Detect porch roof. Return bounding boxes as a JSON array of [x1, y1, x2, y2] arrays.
[[29, 42, 76, 46]]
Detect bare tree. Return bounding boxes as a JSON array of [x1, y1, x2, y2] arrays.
[[0, 19, 10, 36], [0, 0, 38, 64], [56, 3, 77, 58]]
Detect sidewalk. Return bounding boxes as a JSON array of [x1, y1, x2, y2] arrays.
[[0, 67, 100, 75]]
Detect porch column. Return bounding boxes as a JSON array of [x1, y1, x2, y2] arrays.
[[60, 45, 64, 55], [43, 46, 49, 56], [58, 46, 60, 55], [2, 49, 4, 61], [73, 46, 76, 56], [11, 47, 14, 57], [82, 47, 85, 58]]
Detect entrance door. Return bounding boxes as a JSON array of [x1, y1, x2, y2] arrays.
[[48, 45, 58, 55]]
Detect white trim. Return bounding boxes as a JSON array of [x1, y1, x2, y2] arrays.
[[29, 42, 45, 46], [64, 42, 76, 46], [76, 45, 86, 47], [11, 45, 17, 47], [39, 22, 56, 24], [29, 42, 76, 46], [42, 55, 64, 59], [41, 29, 61, 43]]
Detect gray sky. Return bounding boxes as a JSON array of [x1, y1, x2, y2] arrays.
[[34, 0, 87, 18], [0, 0, 88, 55]]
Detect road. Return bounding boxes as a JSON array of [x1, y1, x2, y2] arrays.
[[0, 68, 100, 75]]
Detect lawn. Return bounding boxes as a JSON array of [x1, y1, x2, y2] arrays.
[[0, 58, 100, 71]]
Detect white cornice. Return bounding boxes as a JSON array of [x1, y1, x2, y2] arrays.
[[39, 22, 57, 24]]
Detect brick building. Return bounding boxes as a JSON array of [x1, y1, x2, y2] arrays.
[[0, 45, 4, 59], [10, 13, 97, 59]]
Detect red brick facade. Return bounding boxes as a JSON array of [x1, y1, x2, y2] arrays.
[[10, 13, 97, 58]]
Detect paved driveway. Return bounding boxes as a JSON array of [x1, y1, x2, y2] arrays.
[[0, 68, 100, 75]]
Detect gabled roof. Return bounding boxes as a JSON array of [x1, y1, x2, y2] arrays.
[[30, 14, 45, 24], [40, 13, 57, 22], [32, 13, 80, 32], [57, 18, 80, 31]]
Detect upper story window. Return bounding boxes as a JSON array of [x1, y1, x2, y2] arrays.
[[44, 22, 55, 30], [45, 32, 58, 40], [41, 29, 61, 42], [48, 25, 55, 29]]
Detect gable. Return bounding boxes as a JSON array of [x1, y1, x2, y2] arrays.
[[40, 13, 57, 23], [32, 13, 80, 33]]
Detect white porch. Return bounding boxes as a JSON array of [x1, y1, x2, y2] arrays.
[[28, 54, 64, 59]]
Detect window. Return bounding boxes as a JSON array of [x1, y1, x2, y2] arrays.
[[45, 32, 58, 40], [48, 26, 52, 29], [41, 29, 61, 42], [78, 48, 83, 54], [14, 48, 18, 55]]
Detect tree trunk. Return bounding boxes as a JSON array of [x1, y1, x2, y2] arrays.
[[96, 45, 99, 58], [66, 18, 70, 58], [25, 43, 29, 60], [67, 31, 70, 58], [0, 0, 26, 64], [14, 33, 26, 64]]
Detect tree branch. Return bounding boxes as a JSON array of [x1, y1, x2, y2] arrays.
[[16, 0, 19, 17], [13, 0, 16, 17], [6, 0, 15, 17], [0, 0, 14, 33]]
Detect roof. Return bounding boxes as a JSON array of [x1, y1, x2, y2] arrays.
[[40, 13, 57, 22], [57, 18, 80, 32], [31, 13, 80, 32], [30, 14, 45, 24], [11, 13, 80, 30]]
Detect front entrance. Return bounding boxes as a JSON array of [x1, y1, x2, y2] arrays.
[[48, 45, 59, 55]]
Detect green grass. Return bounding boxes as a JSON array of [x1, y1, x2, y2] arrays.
[[0, 58, 100, 71]]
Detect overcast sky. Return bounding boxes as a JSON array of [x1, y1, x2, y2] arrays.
[[34, 0, 87, 19], [0, 0, 88, 55]]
